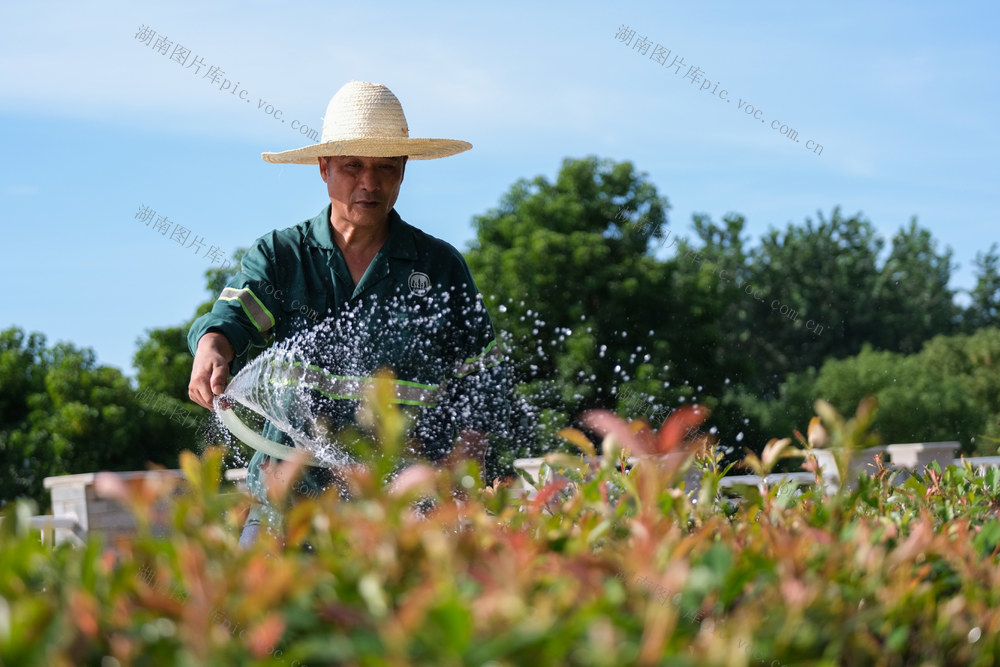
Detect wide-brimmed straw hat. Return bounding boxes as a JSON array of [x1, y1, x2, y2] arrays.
[[261, 81, 471, 164]]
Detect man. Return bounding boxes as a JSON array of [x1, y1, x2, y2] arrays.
[[187, 81, 508, 545]]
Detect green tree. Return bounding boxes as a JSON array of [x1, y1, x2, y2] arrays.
[[740, 328, 1000, 455], [679, 209, 958, 398], [963, 243, 1000, 331], [872, 218, 959, 353], [670, 208, 960, 451], [133, 326, 197, 399], [741, 207, 886, 394], [0, 328, 196, 507], [465, 156, 728, 453], [675, 212, 762, 388]]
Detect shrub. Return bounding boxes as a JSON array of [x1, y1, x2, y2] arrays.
[[2, 392, 1000, 665]]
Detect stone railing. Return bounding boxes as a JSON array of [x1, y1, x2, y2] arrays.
[[37, 470, 184, 546], [511, 442, 967, 498]]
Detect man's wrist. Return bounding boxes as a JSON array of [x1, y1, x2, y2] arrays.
[[198, 331, 236, 363]]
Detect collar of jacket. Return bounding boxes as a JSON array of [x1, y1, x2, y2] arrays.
[[303, 204, 419, 260]]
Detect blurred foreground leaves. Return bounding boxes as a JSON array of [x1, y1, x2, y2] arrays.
[[3, 396, 1000, 666]]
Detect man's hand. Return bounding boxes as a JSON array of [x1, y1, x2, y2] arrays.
[[188, 332, 236, 409]]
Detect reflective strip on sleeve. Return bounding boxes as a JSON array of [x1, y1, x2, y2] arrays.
[[453, 338, 503, 378], [219, 288, 276, 333], [272, 362, 441, 407]]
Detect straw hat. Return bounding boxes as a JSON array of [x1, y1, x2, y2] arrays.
[[261, 81, 472, 164]]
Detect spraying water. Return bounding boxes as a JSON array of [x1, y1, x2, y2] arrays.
[[215, 343, 352, 469], [213, 275, 726, 480], [215, 285, 514, 473]]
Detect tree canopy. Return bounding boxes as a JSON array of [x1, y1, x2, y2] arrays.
[[0, 328, 204, 507], [465, 156, 997, 456]]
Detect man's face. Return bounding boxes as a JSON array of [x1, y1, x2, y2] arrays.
[[319, 155, 406, 229]]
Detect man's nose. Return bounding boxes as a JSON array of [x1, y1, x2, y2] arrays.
[[357, 166, 379, 191]]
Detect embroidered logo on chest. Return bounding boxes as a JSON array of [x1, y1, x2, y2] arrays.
[[408, 271, 431, 296]]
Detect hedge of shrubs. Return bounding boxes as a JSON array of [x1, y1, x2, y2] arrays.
[[3, 391, 1000, 666]]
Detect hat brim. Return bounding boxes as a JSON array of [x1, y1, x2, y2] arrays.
[[262, 138, 472, 164]]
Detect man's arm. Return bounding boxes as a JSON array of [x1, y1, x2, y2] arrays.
[[186, 236, 286, 409], [188, 332, 236, 410]]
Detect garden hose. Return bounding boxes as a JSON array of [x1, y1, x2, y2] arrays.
[[214, 397, 321, 466]]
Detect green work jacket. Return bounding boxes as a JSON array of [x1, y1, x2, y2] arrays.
[[188, 205, 507, 528]]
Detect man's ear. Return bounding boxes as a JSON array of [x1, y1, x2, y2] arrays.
[[318, 156, 329, 183]]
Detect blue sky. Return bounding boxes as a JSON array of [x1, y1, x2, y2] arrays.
[[1, 0, 997, 376]]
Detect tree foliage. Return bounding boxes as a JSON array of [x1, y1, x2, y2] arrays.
[[743, 328, 1000, 455], [678, 209, 959, 399], [465, 157, 995, 455], [0, 328, 198, 507], [964, 243, 1000, 331], [465, 156, 726, 453]]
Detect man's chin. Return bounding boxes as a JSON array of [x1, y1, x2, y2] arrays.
[[352, 207, 389, 222], [331, 204, 390, 228]]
